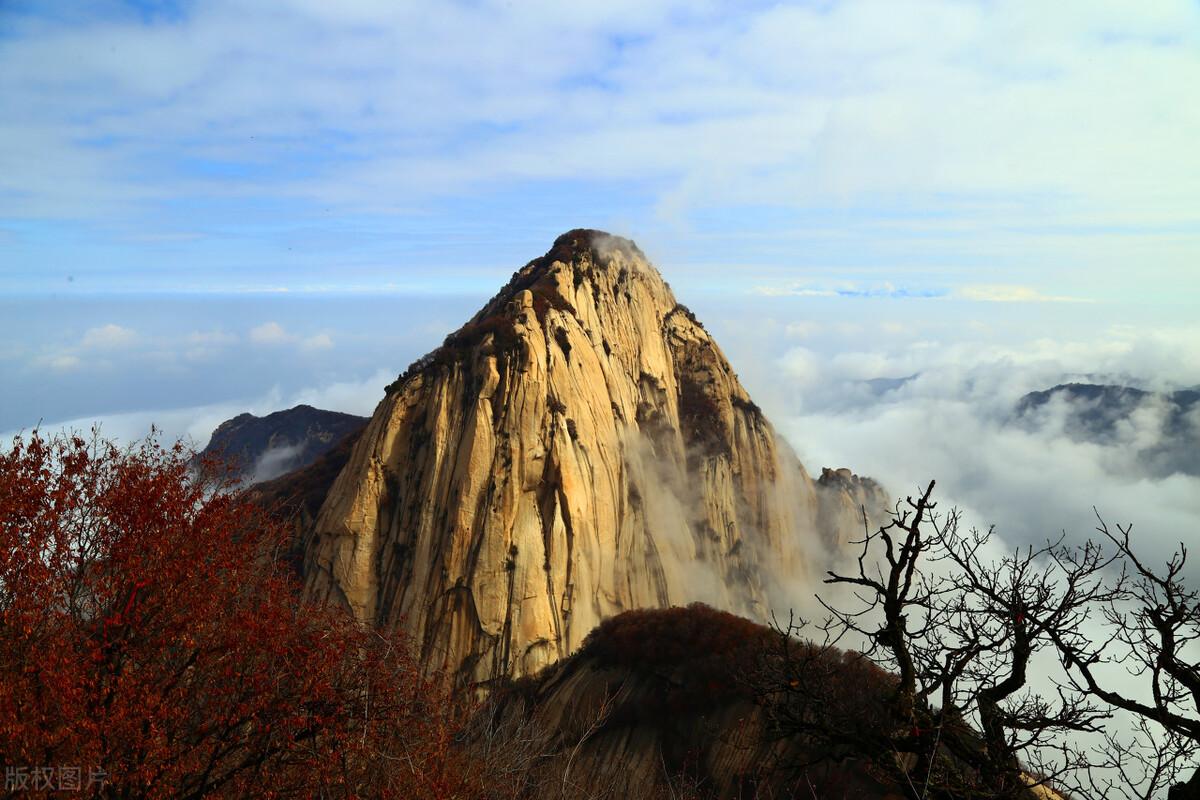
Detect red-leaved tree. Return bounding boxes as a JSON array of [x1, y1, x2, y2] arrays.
[[0, 431, 495, 799]]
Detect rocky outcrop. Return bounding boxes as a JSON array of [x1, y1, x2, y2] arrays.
[[301, 230, 885, 682], [199, 405, 367, 484], [816, 467, 890, 545]]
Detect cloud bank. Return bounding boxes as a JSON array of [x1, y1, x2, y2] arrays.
[[753, 323, 1200, 575]]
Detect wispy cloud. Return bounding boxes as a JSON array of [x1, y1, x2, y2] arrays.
[[753, 281, 947, 299], [300, 332, 334, 352], [40, 354, 82, 371], [248, 322, 291, 345], [249, 321, 334, 351], [81, 323, 137, 349], [762, 322, 1200, 577], [31, 324, 138, 371], [957, 284, 1094, 304], [1, 1, 1197, 297], [1, 367, 396, 450], [187, 330, 238, 346]]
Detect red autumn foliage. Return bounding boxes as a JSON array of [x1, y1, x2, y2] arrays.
[[0, 431, 493, 799]]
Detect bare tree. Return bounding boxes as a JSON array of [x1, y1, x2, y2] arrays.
[[764, 481, 1125, 799], [1050, 515, 1200, 800], [1072, 717, 1196, 800], [927, 503, 1126, 796]]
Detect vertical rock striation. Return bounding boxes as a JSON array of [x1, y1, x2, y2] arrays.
[[302, 230, 885, 682]]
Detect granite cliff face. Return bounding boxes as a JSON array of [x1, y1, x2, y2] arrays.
[[301, 230, 885, 682]]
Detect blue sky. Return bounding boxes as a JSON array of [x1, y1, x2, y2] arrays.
[[2, 0, 1198, 302]]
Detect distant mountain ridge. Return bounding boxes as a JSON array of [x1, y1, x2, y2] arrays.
[[1016, 382, 1200, 477], [198, 404, 368, 484]]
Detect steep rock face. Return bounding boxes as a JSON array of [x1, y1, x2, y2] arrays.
[[302, 230, 883, 681]]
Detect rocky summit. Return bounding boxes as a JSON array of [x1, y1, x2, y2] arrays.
[[299, 230, 886, 682]]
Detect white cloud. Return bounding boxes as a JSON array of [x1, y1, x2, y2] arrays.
[[750, 322, 1200, 574], [4, 0, 1199, 236], [43, 354, 82, 371], [28, 324, 138, 372], [248, 322, 291, 345], [781, 392, 1200, 570], [754, 286, 836, 298], [752, 280, 945, 299], [81, 324, 137, 349], [785, 321, 820, 339], [957, 284, 1093, 303], [1, 368, 392, 451], [250, 442, 306, 483], [187, 329, 238, 345], [183, 329, 239, 361], [780, 347, 822, 389], [300, 332, 334, 352], [248, 322, 335, 351], [287, 368, 391, 417], [1, 400, 246, 449], [1, 0, 1197, 309]]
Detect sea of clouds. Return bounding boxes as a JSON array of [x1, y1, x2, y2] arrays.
[[746, 321, 1200, 577]]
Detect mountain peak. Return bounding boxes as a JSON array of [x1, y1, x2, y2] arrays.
[[542, 228, 645, 267], [305, 232, 886, 682], [388, 230, 673, 391], [487, 228, 658, 310]]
